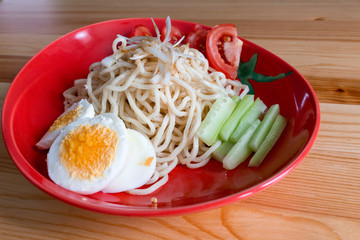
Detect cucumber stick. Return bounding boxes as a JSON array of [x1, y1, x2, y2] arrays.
[[219, 95, 254, 142], [248, 115, 287, 167], [196, 96, 236, 146], [229, 98, 267, 143], [232, 95, 241, 104], [223, 119, 261, 170], [212, 141, 234, 162], [249, 104, 280, 151]]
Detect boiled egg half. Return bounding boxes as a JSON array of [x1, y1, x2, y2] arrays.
[[36, 99, 95, 150], [47, 113, 128, 195], [102, 129, 156, 193]]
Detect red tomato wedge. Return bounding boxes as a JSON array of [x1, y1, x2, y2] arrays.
[[206, 24, 243, 79], [185, 24, 209, 56], [161, 25, 183, 44], [129, 25, 152, 38]]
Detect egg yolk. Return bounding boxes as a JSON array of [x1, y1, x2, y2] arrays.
[[60, 124, 118, 180], [139, 157, 154, 166], [49, 106, 82, 132]]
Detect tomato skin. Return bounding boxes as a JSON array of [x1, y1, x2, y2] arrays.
[[185, 24, 209, 56], [129, 25, 152, 38], [161, 25, 183, 44], [206, 24, 243, 79]]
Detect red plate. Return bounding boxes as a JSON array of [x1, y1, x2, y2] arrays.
[[2, 18, 320, 216]]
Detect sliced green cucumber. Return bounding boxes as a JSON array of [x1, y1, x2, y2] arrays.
[[212, 141, 234, 162], [219, 94, 254, 142], [249, 104, 280, 151], [232, 95, 242, 104], [223, 119, 261, 170], [248, 115, 287, 167], [229, 98, 267, 143], [196, 96, 236, 146]]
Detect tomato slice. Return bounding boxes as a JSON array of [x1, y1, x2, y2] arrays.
[[206, 24, 243, 79], [129, 25, 152, 38], [161, 25, 183, 44], [185, 24, 209, 56]]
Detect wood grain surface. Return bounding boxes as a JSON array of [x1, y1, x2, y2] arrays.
[[1, 0, 360, 239]]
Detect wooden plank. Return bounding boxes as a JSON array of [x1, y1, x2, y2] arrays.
[[1, 0, 360, 34]]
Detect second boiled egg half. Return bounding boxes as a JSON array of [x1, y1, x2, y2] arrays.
[[102, 129, 156, 193]]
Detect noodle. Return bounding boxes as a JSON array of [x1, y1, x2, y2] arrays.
[[63, 22, 248, 195]]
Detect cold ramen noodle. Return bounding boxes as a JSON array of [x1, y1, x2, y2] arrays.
[[37, 17, 286, 196]]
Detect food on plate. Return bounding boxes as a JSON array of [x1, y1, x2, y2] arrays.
[[128, 25, 152, 38], [222, 119, 260, 170], [161, 24, 183, 44], [248, 115, 287, 167], [219, 94, 254, 142], [185, 24, 209, 56], [200, 95, 287, 170], [47, 113, 128, 195], [38, 17, 286, 195], [102, 129, 156, 194], [196, 96, 237, 146], [249, 104, 280, 152], [205, 24, 243, 79], [229, 98, 267, 143], [36, 99, 95, 150]]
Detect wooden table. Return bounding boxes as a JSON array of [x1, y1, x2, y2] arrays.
[[1, 0, 359, 239]]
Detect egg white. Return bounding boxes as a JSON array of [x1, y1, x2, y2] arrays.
[[102, 129, 156, 193], [36, 99, 95, 150], [47, 113, 128, 195]]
